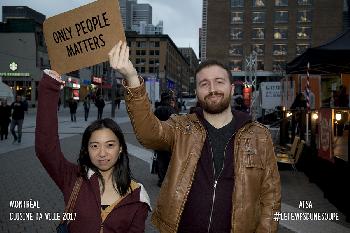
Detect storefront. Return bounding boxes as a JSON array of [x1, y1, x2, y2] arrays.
[[0, 71, 35, 104], [62, 76, 81, 104]]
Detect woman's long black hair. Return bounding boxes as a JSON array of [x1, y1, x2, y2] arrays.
[[78, 118, 131, 196]]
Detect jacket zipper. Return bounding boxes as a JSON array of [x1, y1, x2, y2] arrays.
[[207, 131, 235, 233]]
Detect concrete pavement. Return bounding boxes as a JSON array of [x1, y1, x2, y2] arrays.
[[0, 102, 349, 233]]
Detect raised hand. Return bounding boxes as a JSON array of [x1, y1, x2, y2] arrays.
[[109, 41, 140, 87], [44, 69, 64, 85]]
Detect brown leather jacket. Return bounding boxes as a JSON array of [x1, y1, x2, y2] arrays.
[[124, 81, 281, 233]]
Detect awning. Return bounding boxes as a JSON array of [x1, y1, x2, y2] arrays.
[[287, 29, 350, 74]]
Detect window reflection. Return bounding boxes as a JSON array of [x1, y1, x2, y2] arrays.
[[274, 27, 288, 39], [257, 60, 264, 70], [275, 11, 288, 23], [252, 12, 266, 23], [273, 60, 286, 71], [253, 0, 265, 7], [296, 44, 310, 55], [252, 28, 265, 39], [231, 0, 244, 7], [252, 44, 264, 55], [230, 60, 242, 71], [231, 28, 243, 40], [297, 0, 312, 5], [273, 44, 287, 56], [275, 0, 288, 6], [231, 12, 243, 24], [229, 45, 243, 56], [297, 10, 312, 23], [297, 27, 311, 39]]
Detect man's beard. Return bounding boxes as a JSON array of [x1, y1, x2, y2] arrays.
[[198, 91, 231, 114]]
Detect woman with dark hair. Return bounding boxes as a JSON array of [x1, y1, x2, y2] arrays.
[[35, 70, 150, 233]]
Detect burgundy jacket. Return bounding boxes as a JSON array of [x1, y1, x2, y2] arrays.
[[35, 72, 150, 233]]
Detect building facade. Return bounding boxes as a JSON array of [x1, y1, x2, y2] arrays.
[[126, 32, 190, 98], [0, 6, 95, 106], [203, 0, 347, 78], [179, 47, 199, 96], [119, 0, 163, 35], [0, 6, 48, 106]]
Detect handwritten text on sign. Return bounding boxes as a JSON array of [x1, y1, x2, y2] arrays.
[[43, 0, 125, 74], [52, 12, 110, 57]]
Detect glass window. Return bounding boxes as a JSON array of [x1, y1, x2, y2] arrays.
[[231, 0, 244, 7], [136, 50, 146, 56], [274, 27, 288, 39], [137, 41, 147, 48], [149, 50, 160, 56], [297, 26, 312, 39], [273, 60, 286, 71], [296, 44, 310, 55], [273, 44, 287, 56], [253, 0, 265, 7], [150, 41, 160, 47], [257, 60, 264, 70], [275, 11, 288, 23], [252, 44, 265, 55], [229, 60, 243, 71], [297, 0, 312, 5], [231, 28, 243, 40], [149, 67, 154, 73], [252, 12, 266, 23], [275, 0, 288, 6], [297, 10, 312, 23], [136, 58, 146, 65], [231, 12, 243, 24], [229, 44, 243, 56], [252, 28, 265, 39]]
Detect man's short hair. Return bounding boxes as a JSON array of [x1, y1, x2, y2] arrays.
[[195, 60, 233, 84]]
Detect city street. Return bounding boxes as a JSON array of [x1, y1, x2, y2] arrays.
[[1, 102, 349, 233]]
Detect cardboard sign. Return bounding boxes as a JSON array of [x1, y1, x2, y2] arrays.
[[43, 0, 125, 74]]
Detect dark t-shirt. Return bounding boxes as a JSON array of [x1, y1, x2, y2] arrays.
[[204, 118, 236, 179], [11, 101, 26, 120]]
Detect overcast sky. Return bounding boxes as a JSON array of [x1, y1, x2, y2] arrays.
[[0, 0, 202, 57]]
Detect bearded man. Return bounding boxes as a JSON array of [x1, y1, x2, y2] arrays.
[[109, 41, 281, 233]]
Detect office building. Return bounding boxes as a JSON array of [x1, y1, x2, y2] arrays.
[[202, 0, 348, 78]]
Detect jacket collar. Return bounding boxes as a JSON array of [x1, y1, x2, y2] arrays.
[[86, 168, 151, 210]]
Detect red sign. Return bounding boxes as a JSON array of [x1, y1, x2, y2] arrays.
[[243, 87, 252, 107], [318, 108, 334, 162]]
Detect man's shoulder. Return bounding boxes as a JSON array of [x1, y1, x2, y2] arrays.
[[241, 121, 270, 136]]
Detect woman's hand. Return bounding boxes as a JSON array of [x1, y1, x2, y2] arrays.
[[108, 41, 140, 87], [44, 69, 65, 85]]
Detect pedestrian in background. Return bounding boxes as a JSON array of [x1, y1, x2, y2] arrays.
[[57, 97, 61, 111], [0, 99, 11, 140], [115, 94, 121, 110], [68, 98, 78, 122], [22, 96, 28, 114], [83, 96, 91, 121], [153, 91, 177, 187], [95, 95, 105, 120], [10, 95, 26, 144], [35, 70, 150, 233], [109, 41, 281, 233]]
